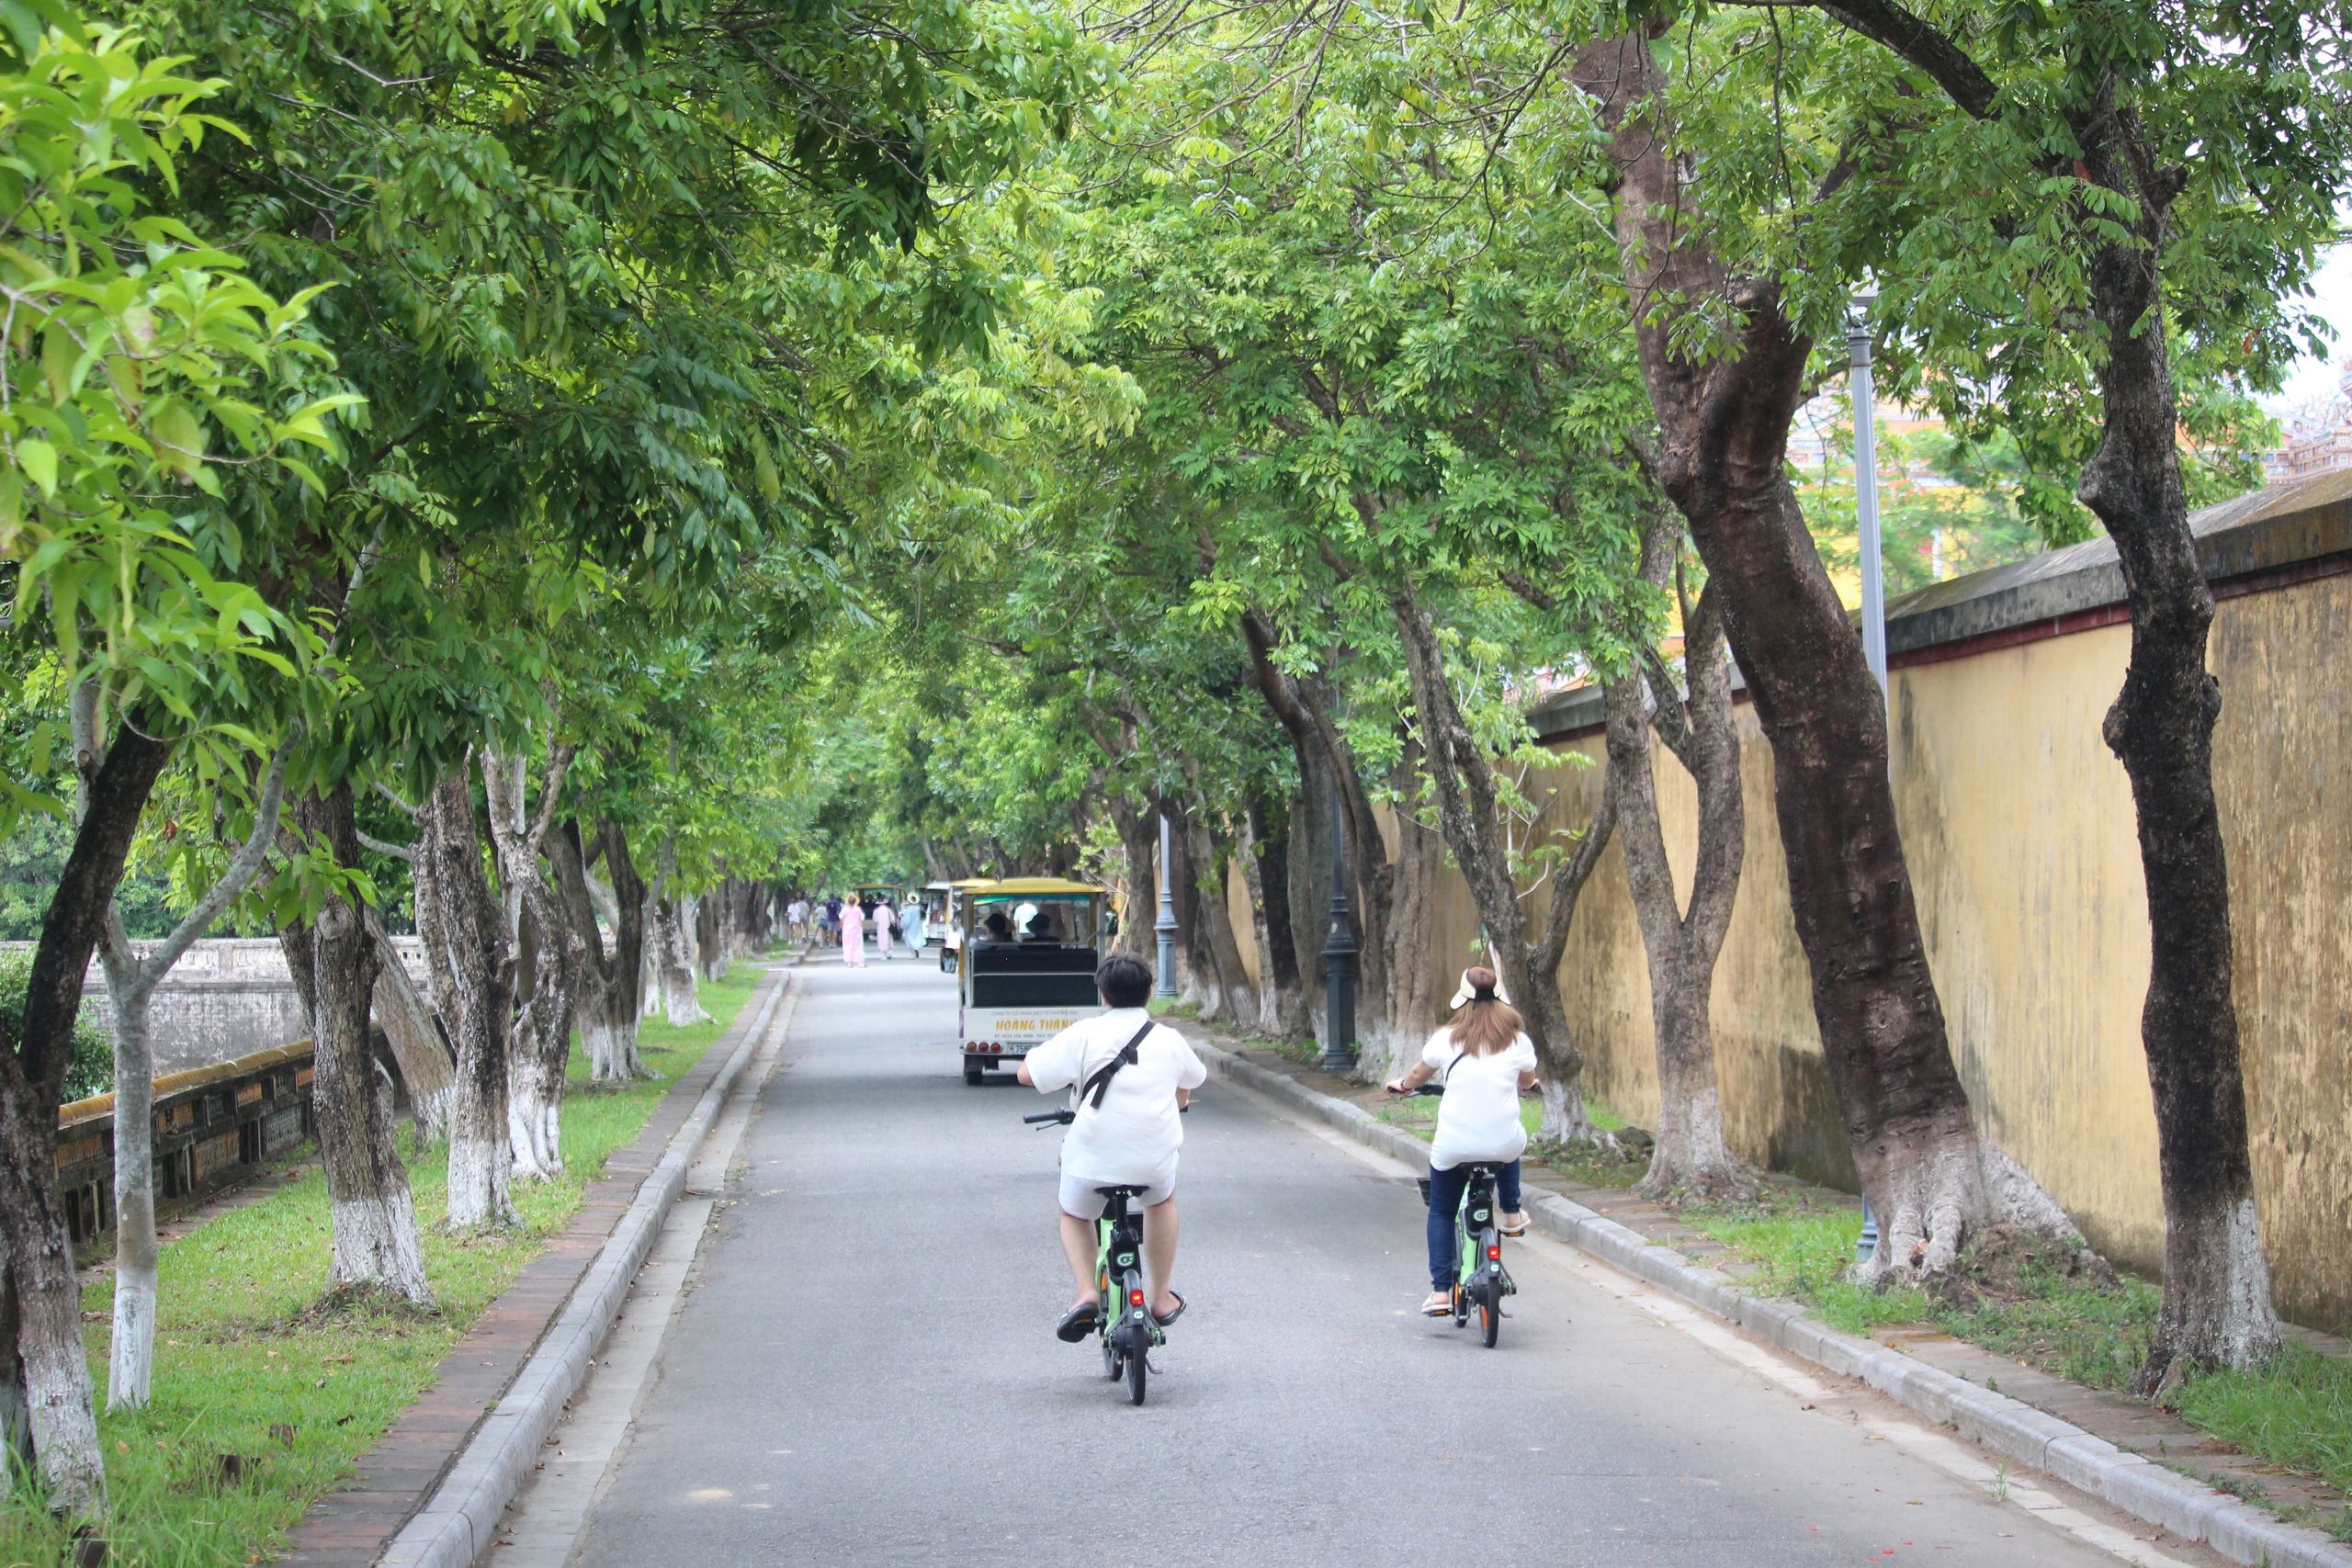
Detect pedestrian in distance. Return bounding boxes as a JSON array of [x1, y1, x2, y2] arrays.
[[904, 899, 929, 953], [1385, 965, 1537, 1316], [1019, 953, 1205, 1339], [873, 896, 897, 961], [842, 898, 865, 967], [823, 893, 842, 942]]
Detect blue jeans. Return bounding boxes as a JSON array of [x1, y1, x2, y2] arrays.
[[1426, 1159, 1521, 1291]]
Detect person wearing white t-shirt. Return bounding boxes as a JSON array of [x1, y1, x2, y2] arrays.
[[1018, 953, 1207, 1342], [1385, 965, 1538, 1316]]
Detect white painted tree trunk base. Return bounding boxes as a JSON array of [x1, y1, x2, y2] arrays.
[[329, 1190, 434, 1306], [412, 1086, 453, 1150], [23, 1335, 103, 1515], [445, 1133, 517, 1231], [2138, 1195, 2283, 1391], [583, 1019, 654, 1083], [1854, 1135, 2089, 1289], [106, 1266, 157, 1413], [1634, 1088, 1757, 1203], [1537, 1074, 1622, 1151], [662, 973, 710, 1027], [510, 1093, 563, 1181]]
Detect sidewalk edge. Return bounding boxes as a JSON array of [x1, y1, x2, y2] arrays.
[[375, 967, 799, 1568], [1193, 1038, 2352, 1568]]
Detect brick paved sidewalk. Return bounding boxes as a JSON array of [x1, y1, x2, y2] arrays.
[[279, 967, 786, 1567], [1191, 1027, 2351, 1544]]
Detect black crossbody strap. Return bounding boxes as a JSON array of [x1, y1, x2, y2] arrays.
[[1080, 1021, 1158, 1111]]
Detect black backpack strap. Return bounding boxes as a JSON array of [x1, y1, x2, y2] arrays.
[[1079, 1021, 1158, 1111]]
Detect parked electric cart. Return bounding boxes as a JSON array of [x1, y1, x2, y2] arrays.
[[957, 877, 1108, 1085]]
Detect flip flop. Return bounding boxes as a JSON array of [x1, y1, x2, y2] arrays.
[[1500, 1215, 1529, 1237], [1151, 1292, 1186, 1327], [1420, 1293, 1453, 1317], [1056, 1302, 1102, 1342]]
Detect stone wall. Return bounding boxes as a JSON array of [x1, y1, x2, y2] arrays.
[[7, 937, 434, 1076]]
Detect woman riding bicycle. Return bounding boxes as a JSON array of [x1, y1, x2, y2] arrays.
[[1385, 966, 1538, 1316]]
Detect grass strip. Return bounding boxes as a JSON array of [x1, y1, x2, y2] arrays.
[[1687, 1207, 2352, 1501], [0, 962, 773, 1568]]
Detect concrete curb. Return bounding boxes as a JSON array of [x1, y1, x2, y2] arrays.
[[1193, 1040, 2352, 1568], [377, 967, 800, 1568]]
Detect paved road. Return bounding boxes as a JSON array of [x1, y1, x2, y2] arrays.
[[562, 959, 2213, 1568]]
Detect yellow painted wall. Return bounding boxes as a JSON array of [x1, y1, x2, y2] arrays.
[[1401, 579, 2352, 1328], [2210, 577, 2352, 1329]]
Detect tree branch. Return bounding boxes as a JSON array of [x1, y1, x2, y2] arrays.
[[356, 829, 418, 864], [107, 740, 295, 1002]]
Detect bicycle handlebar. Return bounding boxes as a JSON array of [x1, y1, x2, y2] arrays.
[[1023, 1109, 1077, 1126], [1385, 1083, 1444, 1099]]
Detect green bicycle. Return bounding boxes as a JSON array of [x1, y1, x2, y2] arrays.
[[1400, 1086, 1516, 1348], [1023, 1109, 1164, 1404]]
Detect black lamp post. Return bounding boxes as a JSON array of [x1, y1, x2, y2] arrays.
[[1319, 776, 1358, 1073]]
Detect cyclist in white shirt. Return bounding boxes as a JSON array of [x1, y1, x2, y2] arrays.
[[1019, 953, 1206, 1341], [1385, 965, 1538, 1315]]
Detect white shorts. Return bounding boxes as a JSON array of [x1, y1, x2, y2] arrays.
[[1059, 1169, 1175, 1218]]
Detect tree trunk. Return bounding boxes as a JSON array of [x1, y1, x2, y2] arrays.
[[1569, 32, 2086, 1278], [1390, 579, 1615, 1142], [1104, 798, 1159, 960], [506, 894, 576, 1181], [368, 911, 450, 1150], [1239, 608, 1431, 1073], [2064, 110, 2280, 1386], [1603, 532, 1755, 1201], [482, 739, 577, 1180], [425, 767, 515, 1231], [1159, 801, 1210, 1010], [1244, 792, 1307, 1039], [280, 786, 433, 1305], [550, 818, 652, 1081], [639, 886, 662, 1019], [1284, 737, 1333, 1045], [1180, 805, 1258, 1027], [1368, 751, 1446, 1086], [656, 893, 707, 1024], [0, 711, 175, 1507], [695, 888, 724, 982], [101, 739, 290, 1408]]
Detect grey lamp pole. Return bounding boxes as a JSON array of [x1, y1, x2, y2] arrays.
[[1319, 775, 1358, 1073], [1850, 291, 1888, 1266], [1154, 813, 1179, 999]]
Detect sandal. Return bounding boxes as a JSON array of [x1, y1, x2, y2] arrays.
[[1055, 1302, 1102, 1342], [1151, 1292, 1186, 1327], [1500, 1212, 1529, 1237], [1420, 1291, 1453, 1317]]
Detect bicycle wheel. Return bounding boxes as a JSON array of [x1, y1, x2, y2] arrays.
[[1479, 1285, 1501, 1348], [1126, 1340, 1148, 1405]]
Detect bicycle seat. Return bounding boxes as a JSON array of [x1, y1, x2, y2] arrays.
[[1093, 1184, 1153, 1198]]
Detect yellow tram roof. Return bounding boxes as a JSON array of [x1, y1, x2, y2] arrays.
[[971, 877, 1105, 897]]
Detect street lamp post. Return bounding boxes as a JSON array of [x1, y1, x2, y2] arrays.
[[1154, 813, 1179, 999], [1850, 291, 1887, 1268], [1319, 776, 1358, 1073]]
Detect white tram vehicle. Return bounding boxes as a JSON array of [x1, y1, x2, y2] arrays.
[[956, 877, 1108, 1086]]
